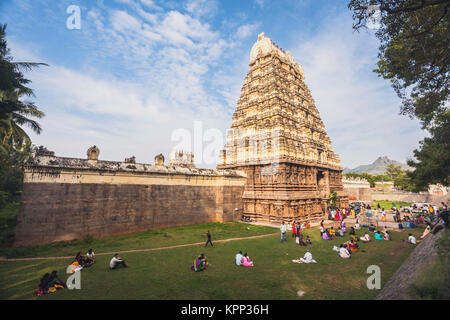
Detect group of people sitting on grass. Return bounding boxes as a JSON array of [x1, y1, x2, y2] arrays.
[[235, 251, 254, 267], [36, 270, 67, 296]]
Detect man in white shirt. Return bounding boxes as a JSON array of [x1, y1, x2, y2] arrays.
[[235, 251, 243, 266], [280, 222, 287, 242], [85, 248, 95, 266], [109, 253, 129, 269], [339, 245, 351, 259], [299, 249, 316, 263], [407, 233, 417, 244]]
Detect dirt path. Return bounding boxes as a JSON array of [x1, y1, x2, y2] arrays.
[[0, 232, 279, 262]]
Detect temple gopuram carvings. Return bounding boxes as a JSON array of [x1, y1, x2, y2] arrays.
[[218, 32, 348, 223]]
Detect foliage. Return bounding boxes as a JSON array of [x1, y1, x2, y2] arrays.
[[384, 163, 403, 180], [343, 172, 376, 188], [0, 200, 19, 248], [0, 23, 46, 204], [406, 112, 450, 191], [348, 0, 450, 191], [328, 190, 337, 208], [373, 174, 392, 182]]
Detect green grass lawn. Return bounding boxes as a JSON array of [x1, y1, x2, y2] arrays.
[[0, 221, 424, 300], [370, 200, 412, 210], [0, 221, 276, 258]]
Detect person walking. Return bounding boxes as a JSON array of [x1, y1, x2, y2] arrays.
[[205, 230, 213, 247], [280, 222, 287, 242]]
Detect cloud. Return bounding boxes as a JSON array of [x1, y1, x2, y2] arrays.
[[255, 0, 265, 9], [291, 12, 426, 168], [185, 0, 219, 19], [236, 23, 260, 39]]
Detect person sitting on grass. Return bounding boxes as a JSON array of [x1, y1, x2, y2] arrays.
[[349, 240, 359, 252], [192, 253, 208, 272], [85, 248, 95, 267], [374, 231, 384, 240], [305, 223, 311, 230], [368, 224, 376, 232], [292, 249, 317, 264], [360, 232, 370, 242], [383, 230, 391, 241], [235, 251, 243, 266], [322, 229, 333, 240], [354, 220, 361, 230], [305, 235, 312, 245], [48, 270, 67, 289], [109, 253, 129, 270], [296, 233, 306, 246], [406, 233, 417, 245], [68, 260, 83, 274], [74, 252, 85, 266], [339, 244, 351, 259], [349, 226, 356, 235], [241, 253, 254, 267], [329, 227, 336, 236], [336, 227, 344, 237], [37, 273, 50, 296]]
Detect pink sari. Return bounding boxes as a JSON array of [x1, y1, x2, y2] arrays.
[[241, 256, 254, 267]]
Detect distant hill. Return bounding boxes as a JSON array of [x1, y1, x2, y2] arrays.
[[343, 156, 412, 175]]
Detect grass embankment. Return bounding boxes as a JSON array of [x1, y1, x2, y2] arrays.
[[407, 230, 450, 300], [0, 221, 423, 300]]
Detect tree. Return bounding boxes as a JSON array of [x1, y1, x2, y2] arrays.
[[0, 23, 46, 204], [0, 24, 46, 153], [385, 163, 403, 180], [328, 190, 338, 208], [348, 0, 449, 190], [407, 111, 450, 191]]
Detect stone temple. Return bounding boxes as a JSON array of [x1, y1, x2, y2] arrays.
[[13, 33, 348, 247], [217, 32, 348, 223]]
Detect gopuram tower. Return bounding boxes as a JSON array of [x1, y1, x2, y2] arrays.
[[217, 32, 348, 223]]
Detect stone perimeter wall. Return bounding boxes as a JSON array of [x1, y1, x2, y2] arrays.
[[14, 163, 246, 247]]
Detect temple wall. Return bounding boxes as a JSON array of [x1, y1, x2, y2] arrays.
[[371, 193, 449, 204], [14, 165, 245, 247]]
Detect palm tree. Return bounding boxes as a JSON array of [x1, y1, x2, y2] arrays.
[[0, 23, 47, 153]]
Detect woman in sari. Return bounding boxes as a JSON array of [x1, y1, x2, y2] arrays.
[[192, 254, 208, 272], [329, 227, 336, 236], [349, 240, 359, 252], [341, 219, 346, 233], [297, 233, 306, 246], [322, 229, 333, 240], [241, 253, 254, 267]]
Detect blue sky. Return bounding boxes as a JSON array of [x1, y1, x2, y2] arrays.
[[0, 0, 426, 169]]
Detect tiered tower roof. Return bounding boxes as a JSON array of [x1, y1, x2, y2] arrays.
[[218, 32, 341, 170]]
